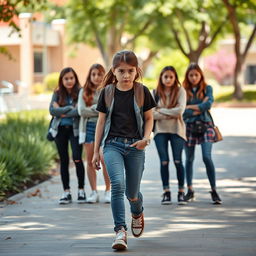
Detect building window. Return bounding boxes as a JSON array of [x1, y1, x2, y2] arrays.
[[245, 65, 256, 84], [34, 52, 43, 73]]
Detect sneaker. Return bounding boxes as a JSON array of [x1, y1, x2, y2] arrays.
[[104, 190, 111, 204], [59, 192, 72, 204], [87, 190, 99, 203], [184, 190, 195, 202], [77, 190, 86, 204], [112, 227, 127, 250], [177, 192, 187, 205], [131, 213, 144, 238], [161, 191, 171, 205], [210, 190, 222, 204]]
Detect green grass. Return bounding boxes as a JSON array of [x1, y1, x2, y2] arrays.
[[213, 85, 256, 103]]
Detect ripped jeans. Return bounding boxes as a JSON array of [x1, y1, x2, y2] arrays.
[[154, 133, 185, 190], [103, 137, 145, 232]]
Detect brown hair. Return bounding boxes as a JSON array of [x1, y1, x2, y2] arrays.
[[156, 66, 181, 108], [55, 67, 80, 106], [83, 64, 105, 106], [102, 50, 142, 87], [183, 63, 207, 101]]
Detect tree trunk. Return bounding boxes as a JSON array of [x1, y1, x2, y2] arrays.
[[141, 51, 158, 74], [233, 58, 244, 100], [188, 52, 200, 63]]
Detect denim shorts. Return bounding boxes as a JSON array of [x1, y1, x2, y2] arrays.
[[85, 121, 96, 144]]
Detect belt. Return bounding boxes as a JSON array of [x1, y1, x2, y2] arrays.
[[108, 137, 139, 144], [60, 125, 72, 129]]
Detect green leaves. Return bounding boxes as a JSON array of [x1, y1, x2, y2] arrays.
[[0, 110, 57, 200]]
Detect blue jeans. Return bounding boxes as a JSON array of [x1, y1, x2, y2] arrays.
[[103, 137, 145, 232], [154, 133, 185, 190], [185, 142, 216, 189]]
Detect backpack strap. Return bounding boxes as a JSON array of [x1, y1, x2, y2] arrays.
[[104, 84, 115, 109], [134, 82, 145, 108]]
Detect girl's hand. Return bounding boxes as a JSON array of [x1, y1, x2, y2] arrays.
[[203, 96, 209, 102], [53, 102, 59, 108], [193, 111, 201, 115], [130, 139, 147, 150], [92, 152, 101, 170]]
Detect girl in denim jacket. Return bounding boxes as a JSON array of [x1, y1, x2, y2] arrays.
[[49, 67, 86, 204], [183, 63, 222, 204], [78, 64, 111, 203], [92, 50, 156, 250]]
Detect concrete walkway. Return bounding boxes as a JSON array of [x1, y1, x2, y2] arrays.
[[0, 108, 256, 256]]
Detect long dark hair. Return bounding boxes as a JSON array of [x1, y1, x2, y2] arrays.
[[183, 63, 207, 101], [83, 64, 105, 106], [102, 50, 142, 87], [55, 67, 80, 106], [156, 66, 181, 108]]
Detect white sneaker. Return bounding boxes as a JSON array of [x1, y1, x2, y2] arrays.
[[104, 191, 111, 203], [87, 190, 99, 203], [112, 227, 127, 250]]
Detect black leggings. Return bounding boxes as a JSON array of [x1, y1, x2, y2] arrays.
[[55, 126, 85, 190]]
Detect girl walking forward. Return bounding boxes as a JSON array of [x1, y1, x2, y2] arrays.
[[78, 64, 111, 203], [183, 63, 222, 204], [153, 66, 187, 205], [49, 67, 86, 204], [92, 50, 156, 250]]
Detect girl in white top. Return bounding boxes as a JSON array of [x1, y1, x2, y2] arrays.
[[153, 66, 187, 205], [78, 64, 110, 203]]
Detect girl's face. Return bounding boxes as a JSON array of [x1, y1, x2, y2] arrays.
[[113, 62, 137, 87], [188, 69, 201, 87], [161, 70, 176, 88], [90, 68, 104, 87], [62, 71, 76, 92]]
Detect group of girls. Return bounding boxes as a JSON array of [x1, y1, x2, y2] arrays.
[[48, 50, 221, 251], [153, 63, 221, 206], [49, 64, 110, 205]]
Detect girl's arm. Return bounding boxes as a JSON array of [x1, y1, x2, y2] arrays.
[[92, 112, 106, 170], [153, 108, 173, 120], [130, 108, 153, 150], [158, 88, 186, 118], [186, 86, 213, 112], [49, 93, 73, 117], [197, 85, 214, 112], [78, 89, 98, 118]]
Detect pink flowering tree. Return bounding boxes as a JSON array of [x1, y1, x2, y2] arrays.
[[204, 50, 236, 85]]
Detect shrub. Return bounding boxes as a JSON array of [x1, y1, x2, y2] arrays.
[[43, 72, 59, 91], [0, 110, 57, 200], [33, 82, 46, 94]]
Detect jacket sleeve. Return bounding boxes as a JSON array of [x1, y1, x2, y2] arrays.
[[49, 92, 73, 117], [158, 87, 187, 118], [77, 89, 98, 118], [198, 85, 214, 112], [183, 109, 194, 119]]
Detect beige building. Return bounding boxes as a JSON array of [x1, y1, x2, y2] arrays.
[[0, 13, 102, 93]]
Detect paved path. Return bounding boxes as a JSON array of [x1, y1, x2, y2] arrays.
[[0, 108, 256, 256]]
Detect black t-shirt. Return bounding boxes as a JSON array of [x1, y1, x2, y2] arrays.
[[96, 85, 156, 139]]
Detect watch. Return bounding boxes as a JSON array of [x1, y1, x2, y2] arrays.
[[143, 137, 151, 145]]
